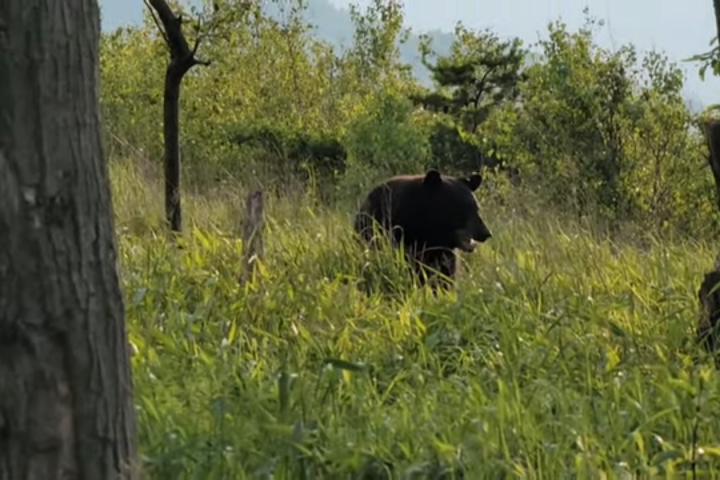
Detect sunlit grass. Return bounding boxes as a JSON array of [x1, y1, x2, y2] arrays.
[[109, 159, 720, 479]]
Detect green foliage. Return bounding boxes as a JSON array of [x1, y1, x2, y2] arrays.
[[423, 118, 503, 176], [405, 23, 526, 175], [479, 11, 717, 235], [230, 124, 347, 182], [415, 23, 526, 134], [509, 15, 636, 217], [346, 0, 413, 88], [344, 89, 429, 169], [100, 24, 166, 161], [623, 51, 713, 233], [111, 160, 720, 479], [96, 2, 720, 476], [338, 88, 431, 201], [99, 2, 718, 237], [426, 119, 480, 172], [686, 34, 720, 82]]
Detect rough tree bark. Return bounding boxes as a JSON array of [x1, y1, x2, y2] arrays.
[[697, 120, 720, 367], [0, 0, 138, 478], [145, 0, 210, 233], [714, 0, 720, 48], [696, 2, 720, 367]]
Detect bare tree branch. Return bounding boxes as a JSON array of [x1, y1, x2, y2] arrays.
[[145, 0, 210, 69], [143, 0, 171, 50]]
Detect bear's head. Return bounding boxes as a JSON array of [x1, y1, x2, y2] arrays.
[[418, 169, 492, 252]]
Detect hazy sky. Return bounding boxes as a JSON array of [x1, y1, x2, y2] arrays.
[[100, 0, 720, 107]]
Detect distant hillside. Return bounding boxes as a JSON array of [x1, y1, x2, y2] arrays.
[[277, 0, 456, 85]]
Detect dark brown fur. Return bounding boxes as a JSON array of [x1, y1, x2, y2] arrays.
[[353, 169, 491, 290]]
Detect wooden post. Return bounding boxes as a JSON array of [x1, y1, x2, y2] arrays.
[[240, 190, 265, 283]]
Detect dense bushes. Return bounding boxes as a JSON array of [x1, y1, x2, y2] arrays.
[[99, 1, 717, 238]]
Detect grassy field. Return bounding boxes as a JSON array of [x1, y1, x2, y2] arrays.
[[110, 159, 720, 479]]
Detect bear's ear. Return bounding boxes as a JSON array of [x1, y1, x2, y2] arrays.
[[463, 173, 482, 191], [423, 169, 442, 188]]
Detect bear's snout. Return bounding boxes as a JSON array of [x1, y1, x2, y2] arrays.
[[476, 227, 491, 242], [471, 217, 492, 243]]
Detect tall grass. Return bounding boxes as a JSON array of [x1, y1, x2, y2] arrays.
[[110, 158, 720, 479]]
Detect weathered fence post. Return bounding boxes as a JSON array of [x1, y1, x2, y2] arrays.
[[240, 190, 265, 283]]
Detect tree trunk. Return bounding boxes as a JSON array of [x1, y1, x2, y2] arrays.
[[697, 120, 720, 366], [164, 65, 183, 233], [146, 0, 211, 234], [714, 0, 720, 49], [703, 120, 720, 213], [0, 0, 138, 478], [696, 0, 720, 365]]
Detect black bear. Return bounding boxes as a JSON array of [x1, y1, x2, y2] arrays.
[[353, 169, 492, 290]]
